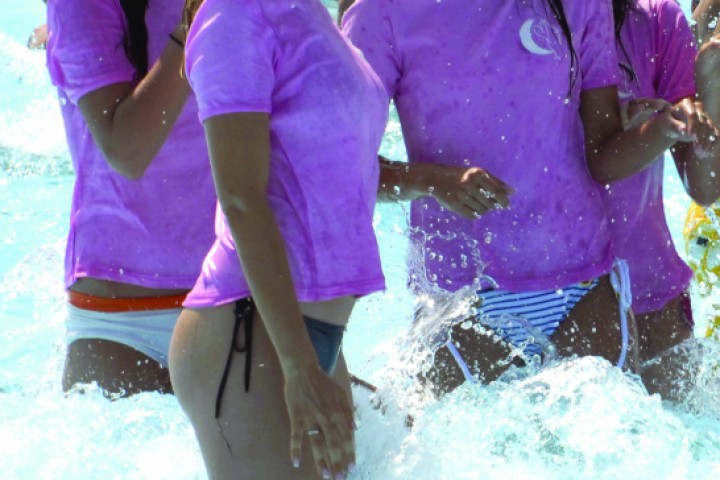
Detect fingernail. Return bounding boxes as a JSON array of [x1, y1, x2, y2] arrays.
[[292, 458, 300, 468], [323, 468, 331, 479]]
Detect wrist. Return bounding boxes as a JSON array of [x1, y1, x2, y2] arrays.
[[404, 162, 435, 199], [280, 354, 322, 379], [648, 113, 686, 144]]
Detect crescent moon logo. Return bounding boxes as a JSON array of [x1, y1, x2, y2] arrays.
[[519, 19, 562, 59]]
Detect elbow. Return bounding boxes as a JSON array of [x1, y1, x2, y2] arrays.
[[101, 144, 152, 180], [218, 192, 268, 224], [689, 188, 720, 208], [588, 164, 614, 185]]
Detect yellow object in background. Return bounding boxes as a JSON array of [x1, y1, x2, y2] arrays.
[[684, 202, 720, 340]]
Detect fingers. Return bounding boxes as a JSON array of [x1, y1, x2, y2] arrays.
[[622, 98, 671, 131], [318, 414, 355, 479], [306, 427, 333, 479], [290, 418, 304, 469], [673, 100, 720, 155], [287, 379, 355, 479], [691, 105, 719, 158], [466, 168, 513, 208], [428, 166, 515, 220]]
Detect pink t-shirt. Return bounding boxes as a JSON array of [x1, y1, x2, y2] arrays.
[[344, 0, 619, 292], [182, 0, 387, 307], [46, 0, 216, 289], [605, 0, 696, 314]]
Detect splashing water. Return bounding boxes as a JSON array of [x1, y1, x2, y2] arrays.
[[3, 1, 720, 479]]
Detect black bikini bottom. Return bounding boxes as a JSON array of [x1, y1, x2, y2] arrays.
[[215, 298, 346, 418]]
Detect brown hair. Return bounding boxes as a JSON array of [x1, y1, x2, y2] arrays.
[[183, 0, 204, 32]]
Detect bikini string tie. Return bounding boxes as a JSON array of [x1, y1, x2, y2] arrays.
[[214, 299, 254, 419], [610, 259, 640, 373]]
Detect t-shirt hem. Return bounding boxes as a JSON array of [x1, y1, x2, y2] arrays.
[[183, 278, 386, 309], [632, 278, 693, 315], [582, 79, 619, 92], [199, 103, 273, 123], [429, 257, 614, 293], [67, 268, 199, 290], [66, 71, 136, 105]]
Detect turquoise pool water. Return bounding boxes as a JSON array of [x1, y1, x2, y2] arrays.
[[2, 1, 720, 479]]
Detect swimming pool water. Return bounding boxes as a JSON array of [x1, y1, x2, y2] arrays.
[[2, 1, 720, 479]]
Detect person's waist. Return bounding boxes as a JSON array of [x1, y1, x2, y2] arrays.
[[67, 290, 186, 312]]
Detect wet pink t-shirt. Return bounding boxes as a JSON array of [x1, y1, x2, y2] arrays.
[[46, 0, 216, 289], [345, 0, 619, 292], [606, 0, 696, 313], [182, 0, 387, 307]]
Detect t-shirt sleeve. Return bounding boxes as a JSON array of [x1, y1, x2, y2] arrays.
[[578, 0, 619, 91], [185, 0, 275, 122], [46, 0, 135, 104], [342, 0, 401, 99], [654, 0, 697, 103]]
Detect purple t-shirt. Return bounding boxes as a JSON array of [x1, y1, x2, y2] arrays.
[[182, 0, 387, 307], [46, 0, 216, 290], [344, 0, 619, 292], [605, 0, 696, 313]]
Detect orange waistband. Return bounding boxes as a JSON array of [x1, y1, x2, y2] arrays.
[[67, 290, 186, 313]]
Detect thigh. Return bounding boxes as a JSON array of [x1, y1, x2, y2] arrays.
[[422, 320, 517, 396], [635, 296, 694, 399], [169, 305, 342, 480], [63, 338, 172, 397], [552, 275, 623, 363], [636, 296, 692, 362]]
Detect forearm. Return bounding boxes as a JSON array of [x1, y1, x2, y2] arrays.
[[224, 201, 319, 374], [588, 118, 677, 183], [378, 157, 426, 202], [674, 141, 720, 206], [82, 31, 189, 179], [697, 62, 720, 126]]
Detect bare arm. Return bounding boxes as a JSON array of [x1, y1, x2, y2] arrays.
[[679, 36, 720, 205], [203, 113, 354, 477], [378, 157, 514, 219], [583, 86, 705, 184], [77, 25, 189, 179], [693, 0, 720, 44]]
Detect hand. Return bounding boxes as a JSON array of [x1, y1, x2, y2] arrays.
[[27, 23, 48, 50], [420, 165, 514, 220], [285, 363, 355, 479], [620, 98, 671, 131], [657, 99, 719, 158]]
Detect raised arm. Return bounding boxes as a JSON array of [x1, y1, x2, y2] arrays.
[[77, 24, 189, 179], [203, 112, 355, 477]]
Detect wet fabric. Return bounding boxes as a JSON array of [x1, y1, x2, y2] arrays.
[[66, 304, 180, 367], [344, 0, 619, 292], [46, 0, 216, 289], [183, 0, 387, 306], [604, 0, 696, 314]]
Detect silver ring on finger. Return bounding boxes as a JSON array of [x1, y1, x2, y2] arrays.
[[306, 429, 322, 436]]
